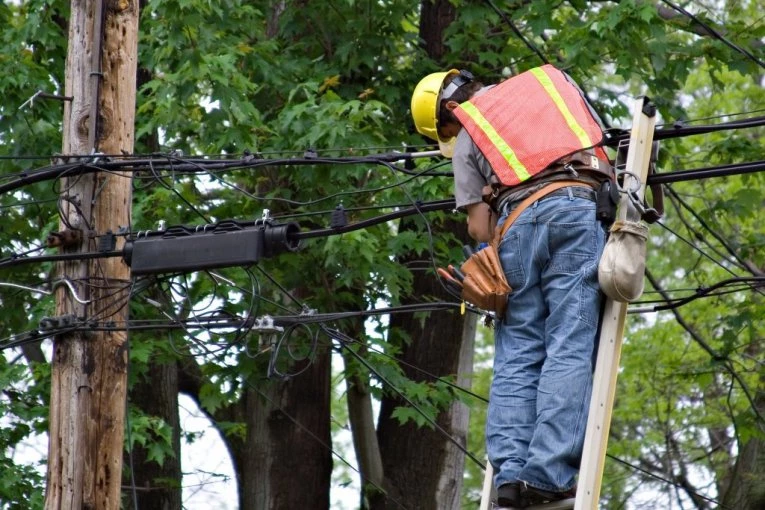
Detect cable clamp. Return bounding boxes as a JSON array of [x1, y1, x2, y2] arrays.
[[252, 315, 284, 352], [626, 189, 661, 224], [252, 315, 284, 334], [330, 205, 347, 228], [98, 230, 116, 252], [89, 149, 106, 164], [242, 149, 262, 161], [39, 314, 79, 331]]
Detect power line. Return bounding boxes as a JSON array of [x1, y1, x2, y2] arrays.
[[481, 0, 550, 65], [659, 0, 765, 69], [605, 454, 731, 509], [663, 185, 762, 279], [327, 326, 486, 470]]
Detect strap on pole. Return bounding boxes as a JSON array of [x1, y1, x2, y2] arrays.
[[575, 97, 657, 509]]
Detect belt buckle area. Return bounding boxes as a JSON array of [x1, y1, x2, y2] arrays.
[[500, 198, 522, 216]]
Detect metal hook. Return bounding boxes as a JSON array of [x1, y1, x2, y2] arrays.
[[18, 90, 43, 110], [18, 90, 74, 111], [0, 278, 90, 304], [53, 278, 91, 304]]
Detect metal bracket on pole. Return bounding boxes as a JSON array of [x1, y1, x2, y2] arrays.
[[575, 97, 657, 510]]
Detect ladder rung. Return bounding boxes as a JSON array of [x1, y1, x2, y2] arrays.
[[526, 497, 576, 510], [493, 497, 575, 510]]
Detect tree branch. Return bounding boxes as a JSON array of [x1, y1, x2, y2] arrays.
[[646, 269, 765, 427]]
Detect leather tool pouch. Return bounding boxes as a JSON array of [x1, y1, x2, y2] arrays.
[[460, 246, 511, 318]]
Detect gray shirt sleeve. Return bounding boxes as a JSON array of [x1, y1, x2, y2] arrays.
[[453, 129, 495, 210]]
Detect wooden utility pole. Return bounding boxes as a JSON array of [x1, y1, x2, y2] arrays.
[[46, 1, 138, 509]]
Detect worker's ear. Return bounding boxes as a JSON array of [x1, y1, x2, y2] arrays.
[[445, 100, 460, 111]]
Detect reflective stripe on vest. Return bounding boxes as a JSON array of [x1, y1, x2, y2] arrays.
[[454, 65, 604, 186], [458, 101, 531, 182]]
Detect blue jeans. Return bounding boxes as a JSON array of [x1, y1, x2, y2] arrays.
[[487, 190, 606, 492]]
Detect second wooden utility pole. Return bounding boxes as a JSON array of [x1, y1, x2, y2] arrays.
[[45, 1, 138, 509]]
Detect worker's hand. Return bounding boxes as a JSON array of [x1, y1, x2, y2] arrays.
[[465, 203, 497, 242]]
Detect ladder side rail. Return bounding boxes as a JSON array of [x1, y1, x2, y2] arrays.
[[575, 97, 657, 510]]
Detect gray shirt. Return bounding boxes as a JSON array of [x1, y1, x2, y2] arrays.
[[452, 130, 574, 211], [452, 129, 494, 210]]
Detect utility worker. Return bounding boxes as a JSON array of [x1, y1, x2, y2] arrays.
[[411, 65, 614, 508]]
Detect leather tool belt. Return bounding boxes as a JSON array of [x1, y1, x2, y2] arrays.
[[483, 149, 613, 214]]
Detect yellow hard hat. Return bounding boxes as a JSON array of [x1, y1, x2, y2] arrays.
[[411, 69, 459, 143]]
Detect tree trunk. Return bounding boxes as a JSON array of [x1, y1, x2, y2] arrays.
[[127, 355, 182, 510], [46, 1, 138, 509], [368, 5, 469, 507], [340, 321, 385, 507], [720, 392, 765, 510], [419, 0, 456, 60], [239, 349, 333, 509], [373, 220, 476, 510]]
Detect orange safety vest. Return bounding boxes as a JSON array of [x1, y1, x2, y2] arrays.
[[453, 64, 607, 186]]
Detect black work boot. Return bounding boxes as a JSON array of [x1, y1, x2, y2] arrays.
[[496, 482, 523, 509], [522, 484, 577, 506]]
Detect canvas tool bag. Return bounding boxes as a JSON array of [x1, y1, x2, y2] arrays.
[[598, 218, 649, 303], [457, 180, 588, 318]]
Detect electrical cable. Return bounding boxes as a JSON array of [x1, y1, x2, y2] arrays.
[[2, 272, 757, 352], [0, 124, 762, 200], [481, 0, 550, 65], [632, 277, 764, 312], [2, 128, 762, 508], [326, 326, 487, 470], [151, 260, 487, 473], [337, 333, 489, 405], [201, 336, 411, 509], [658, 0, 765, 70], [605, 453, 732, 509], [645, 270, 765, 428], [655, 107, 765, 127], [0, 151, 440, 196], [654, 220, 741, 279], [374, 157, 470, 302], [0, 249, 123, 269], [664, 184, 763, 277], [147, 158, 210, 223], [647, 159, 765, 185], [0, 271, 754, 509], [266, 322, 318, 379]]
